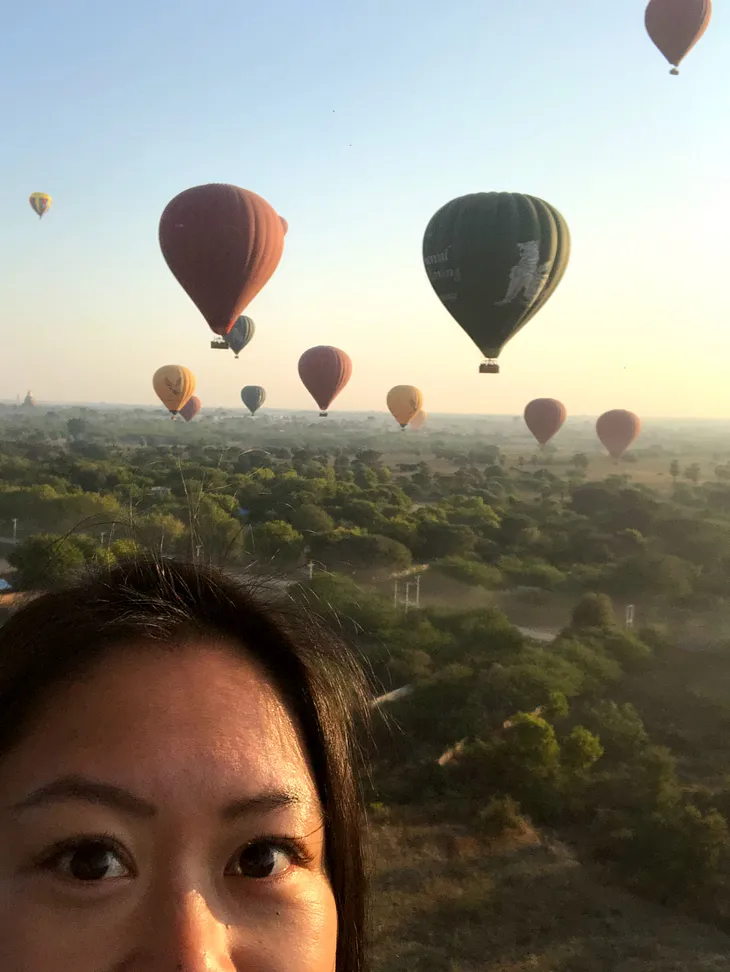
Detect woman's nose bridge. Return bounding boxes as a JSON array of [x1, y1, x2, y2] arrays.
[[151, 886, 235, 970]]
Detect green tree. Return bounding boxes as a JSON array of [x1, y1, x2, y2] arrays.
[[10, 534, 86, 589], [134, 512, 186, 556], [571, 592, 615, 630], [669, 459, 680, 487], [684, 462, 701, 484], [562, 726, 604, 773], [289, 504, 334, 535], [252, 520, 304, 566], [415, 520, 476, 560]]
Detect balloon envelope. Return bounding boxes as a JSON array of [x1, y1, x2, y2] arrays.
[[524, 398, 567, 446], [596, 410, 641, 459], [180, 396, 201, 422], [423, 192, 570, 370], [241, 385, 266, 415], [387, 385, 423, 428], [153, 365, 195, 415], [645, 0, 711, 71], [411, 409, 427, 431], [226, 316, 255, 356], [298, 346, 352, 415], [29, 192, 51, 218], [159, 184, 284, 336]]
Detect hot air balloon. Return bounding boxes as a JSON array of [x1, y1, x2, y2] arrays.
[[524, 398, 567, 447], [387, 385, 423, 430], [411, 409, 427, 431], [241, 385, 266, 416], [153, 365, 195, 418], [159, 184, 284, 337], [180, 396, 201, 422], [645, 0, 711, 74], [29, 193, 51, 219], [298, 346, 352, 417], [423, 193, 570, 373], [596, 410, 641, 460], [224, 316, 255, 357]]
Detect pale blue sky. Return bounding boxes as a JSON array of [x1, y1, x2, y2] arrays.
[[1, 1, 728, 416]]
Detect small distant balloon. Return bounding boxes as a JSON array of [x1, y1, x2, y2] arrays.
[[180, 396, 201, 422], [153, 365, 195, 417], [387, 385, 423, 429], [596, 410, 641, 460], [524, 398, 567, 446], [29, 193, 51, 219], [159, 184, 285, 337], [410, 409, 427, 431], [280, 216, 288, 235], [225, 316, 255, 357], [298, 346, 352, 416], [241, 385, 266, 416], [645, 0, 711, 74]]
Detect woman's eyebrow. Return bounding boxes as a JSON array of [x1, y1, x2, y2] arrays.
[[10, 775, 304, 820]]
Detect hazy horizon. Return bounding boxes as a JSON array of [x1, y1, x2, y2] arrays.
[[7, 399, 730, 426]]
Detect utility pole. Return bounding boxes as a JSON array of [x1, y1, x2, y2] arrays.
[[308, 560, 314, 581], [414, 573, 421, 609], [11, 518, 17, 542], [625, 604, 635, 630], [393, 579, 399, 607]]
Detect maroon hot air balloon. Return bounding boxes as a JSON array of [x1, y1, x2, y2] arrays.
[[596, 410, 641, 460], [159, 184, 285, 336], [298, 346, 352, 417], [180, 395, 201, 422], [645, 0, 711, 74], [524, 398, 567, 447]]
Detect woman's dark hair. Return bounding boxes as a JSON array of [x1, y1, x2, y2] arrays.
[[0, 557, 371, 972]]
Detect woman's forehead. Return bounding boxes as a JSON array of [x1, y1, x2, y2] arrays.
[[0, 641, 320, 814]]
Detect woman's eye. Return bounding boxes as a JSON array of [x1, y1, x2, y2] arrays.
[[226, 840, 299, 879], [42, 839, 130, 882]]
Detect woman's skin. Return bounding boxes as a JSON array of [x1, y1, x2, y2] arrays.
[[0, 640, 338, 971]]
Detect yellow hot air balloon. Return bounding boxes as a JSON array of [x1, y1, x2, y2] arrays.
[[153, 365, 195, 417], [410, 409, 427, 430], [29, 193, 52, 219], [387, 385, 423, 429]]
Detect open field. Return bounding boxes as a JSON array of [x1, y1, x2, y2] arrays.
[[369, 811, 730, 972]]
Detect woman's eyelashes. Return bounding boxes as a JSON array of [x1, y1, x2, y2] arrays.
[[32, 833, 315, 886]]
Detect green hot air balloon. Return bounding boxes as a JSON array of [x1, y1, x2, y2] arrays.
[[423, 193, 570, 373], [241, 385, 266, 416]]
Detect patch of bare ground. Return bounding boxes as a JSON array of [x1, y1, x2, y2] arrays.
[[368, 812, 730, 972]]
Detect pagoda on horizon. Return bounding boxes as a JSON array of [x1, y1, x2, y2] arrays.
[[22, 390, 36, 407]]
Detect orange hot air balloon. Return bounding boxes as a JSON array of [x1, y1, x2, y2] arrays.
[[524, 398, 567, 447], [411, 409, 427, 431], [180, 395, 201, 422], [298, 346, 352, 416], [645, 0, 711, 74], [596, 410, 641, 460], [159, 184, 285, 336], [387, 385, 423, 430], [153, 365, 196, 417]]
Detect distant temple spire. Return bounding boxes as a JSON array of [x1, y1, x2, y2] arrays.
[[23, 390, 35, 407]]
